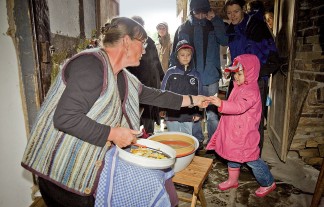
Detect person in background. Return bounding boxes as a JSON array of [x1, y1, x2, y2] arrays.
[[156, 22, 173, 74], [127, 15, 165, 136], [207, 54, 276, 197], [224, 0, 279, 152], [160, 40, 202, 135], [265, 9, 274, 32], [170, 0, 228, 149], [21, 17, 211, 207]]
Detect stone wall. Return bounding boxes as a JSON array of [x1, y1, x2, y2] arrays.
[[290, 0, 324, 168]]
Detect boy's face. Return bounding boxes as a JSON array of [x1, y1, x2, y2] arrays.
[[177, 49, 192, 66], [234, 69, 245, 86]]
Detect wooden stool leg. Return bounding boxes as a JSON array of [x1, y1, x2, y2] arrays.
[[198, 189, 207, 207], [191, 193, 198, 207]]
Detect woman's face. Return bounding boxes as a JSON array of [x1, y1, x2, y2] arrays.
[[226, 4, 244, 25], [127, 38, 147, 66]]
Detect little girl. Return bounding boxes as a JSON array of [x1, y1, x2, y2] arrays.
[[207, 54, 276, 197]]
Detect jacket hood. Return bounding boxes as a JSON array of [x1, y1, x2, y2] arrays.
[[233, 54, 260, 84], [189, 0, 210, 13]]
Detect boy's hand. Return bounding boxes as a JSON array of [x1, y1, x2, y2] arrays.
[[192, 115, 200, 122]]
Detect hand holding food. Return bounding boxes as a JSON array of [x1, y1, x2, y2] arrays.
[[108, 127, 140, 148]]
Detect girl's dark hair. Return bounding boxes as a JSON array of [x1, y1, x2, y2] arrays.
[[224, 0, 246, 12], [100, 17, 147, 47]]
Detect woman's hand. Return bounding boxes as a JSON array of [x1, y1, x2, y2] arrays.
[[193, 95, 212, 108], [107, 127, 140, 148]]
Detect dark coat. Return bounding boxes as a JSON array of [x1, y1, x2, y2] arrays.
[[127, 36, 164, 132]]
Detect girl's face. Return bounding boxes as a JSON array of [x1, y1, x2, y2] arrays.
[[177, 49, 192, 67], [233, 70, 245, 86], [157, 26, 167, 37], [226, 4, 244, 25]]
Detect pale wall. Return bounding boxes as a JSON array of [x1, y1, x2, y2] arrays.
[[0, 1, 34, 206]]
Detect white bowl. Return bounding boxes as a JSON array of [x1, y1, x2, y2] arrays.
[[148, 132, 199, 172], [116, 138, 176, 169]]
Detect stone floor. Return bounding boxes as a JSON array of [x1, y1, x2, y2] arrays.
[[154, 122, 324, 207]]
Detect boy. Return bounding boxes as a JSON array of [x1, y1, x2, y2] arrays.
[[160, 40, 202, 136]]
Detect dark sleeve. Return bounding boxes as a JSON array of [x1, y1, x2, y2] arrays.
[[246, 17, 273, 42], [148, 38, 165, 81], [169, 27, 180, 67], [139, 85, 183, 110], [53, 55, 110, 147]]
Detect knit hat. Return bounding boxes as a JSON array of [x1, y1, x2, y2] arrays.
[[156, 22, 168, 30], [189, 0, 211, 13]]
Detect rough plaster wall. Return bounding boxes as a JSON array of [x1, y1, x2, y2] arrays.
[[0, 1, 33, 206], [84, 0, 96, 38], [47, 0, 80, 37]]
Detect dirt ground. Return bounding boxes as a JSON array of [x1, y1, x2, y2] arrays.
[[154, 122, 323, 207]]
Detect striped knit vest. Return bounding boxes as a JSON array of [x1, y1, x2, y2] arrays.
[[21, 48, 141, 195]]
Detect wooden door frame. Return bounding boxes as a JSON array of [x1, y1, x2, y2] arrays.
[[268, 0, 298, 162]]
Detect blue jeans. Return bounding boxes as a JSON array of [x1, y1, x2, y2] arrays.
[[192, 82, 219, 143], [228, 158, 274, 187], [166, 121, 193, 135]]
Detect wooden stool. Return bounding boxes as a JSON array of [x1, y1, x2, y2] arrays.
[[172, 156, 213, 207]]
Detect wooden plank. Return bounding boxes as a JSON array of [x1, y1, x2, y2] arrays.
[[173, 156, 213, 197], [30, 197, 46, 207]]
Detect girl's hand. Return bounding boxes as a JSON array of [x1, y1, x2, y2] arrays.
[[209, 96, 222, 107], [108, 127, 140, 148]]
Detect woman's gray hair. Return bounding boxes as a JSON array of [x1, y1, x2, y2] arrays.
[[100, 17, 147, 47]]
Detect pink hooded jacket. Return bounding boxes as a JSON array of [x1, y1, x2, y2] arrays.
[[206, 54, 261, 163]]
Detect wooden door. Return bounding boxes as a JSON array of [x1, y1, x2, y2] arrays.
[[267, 0, 297, 162]]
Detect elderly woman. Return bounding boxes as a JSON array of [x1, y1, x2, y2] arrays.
[[21, 17, 210, 207]]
